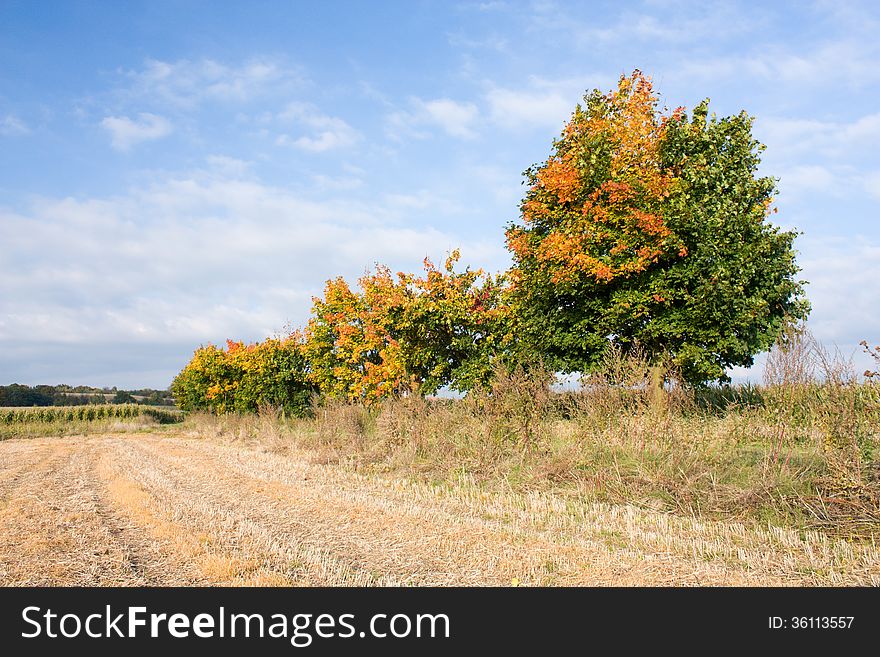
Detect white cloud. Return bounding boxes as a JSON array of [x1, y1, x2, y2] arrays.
[[122, 57, 303, 108], [465, 164, 522, 206], [275, 102, 359, 152], [484, 86, 572, 131], [387, 97, 480, 140], [0, 114, 29, 136], [101, 112, 172, 151], [758, 112, 880, 159], [0, 163, 501, 362], [864, 171, 880, 200], [753, 111, 880, 205], [476, 1, 508, 10], [521, 1, 765, 62], [577, 7, 759, 45], [798, 237, 880, 346], [204, 154, 252, 177], [776, 164, 840, 198], [417, 98, 480, 138], [483, 76, 603, 131], [280, 130, 354, 152], [676, 39, 880, 89], [309, 173, 364, 191], [446, 31, 510, 54]]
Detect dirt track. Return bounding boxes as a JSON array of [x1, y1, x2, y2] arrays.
[[1, 432, 878, 586]]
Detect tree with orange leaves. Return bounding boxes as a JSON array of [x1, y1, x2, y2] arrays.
[[304, 251, 510, 402], [508, 70, 808, 383], [170, 335, 314, 416]]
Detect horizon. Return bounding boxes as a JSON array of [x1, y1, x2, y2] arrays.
[[2, 1, 878, 389]]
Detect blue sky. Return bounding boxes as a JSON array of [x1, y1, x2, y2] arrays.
[[1, 0, 878, 388]]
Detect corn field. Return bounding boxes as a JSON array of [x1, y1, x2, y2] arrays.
[[0, 404, 184, 425]]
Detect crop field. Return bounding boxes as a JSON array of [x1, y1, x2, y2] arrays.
[[1, 385, 879, 587], [1, 404, 183, 425], [0, 405, 183, 441]]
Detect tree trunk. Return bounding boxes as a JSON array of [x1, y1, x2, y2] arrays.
[[649, 363, 666, 411]]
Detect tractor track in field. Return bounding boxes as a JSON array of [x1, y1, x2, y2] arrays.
[[1, 432, 878, 586]]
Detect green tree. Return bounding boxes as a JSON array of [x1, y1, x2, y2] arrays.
[[170, 343, 235, 413], [112, 390, 136, 404], [507, 71, 809, 384], [304, 252, 510, 402], [228, 336, 316, 416], [171, 337, 315, 416], [0, 384, 54, 406]]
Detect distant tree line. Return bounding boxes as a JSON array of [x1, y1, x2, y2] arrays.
[[0, 383, 175, 407]]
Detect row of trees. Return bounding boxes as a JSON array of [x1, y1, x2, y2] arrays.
[[172, 70, 808, 415], [0, 383, 174, 407], [171, 254, 510, 413]]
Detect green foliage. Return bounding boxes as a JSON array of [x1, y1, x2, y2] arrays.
[[0, 404, 184, 425], [170, 343, 232, 412], [171, 337, 316, 417], [304, 252, 512, 403], [232, 338, 315, 416], [655, 103, 809, 381], [507, 72, 809, 384], [0, 383, 54, 406], [112, 390, 136, 404]]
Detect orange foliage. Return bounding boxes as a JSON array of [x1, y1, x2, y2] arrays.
[[305, 251, 508, 402], [508, 70, 687, 286], [537, 157, 580, 205]]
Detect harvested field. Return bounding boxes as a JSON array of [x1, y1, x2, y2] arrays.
[[1, 431, 879, 586]]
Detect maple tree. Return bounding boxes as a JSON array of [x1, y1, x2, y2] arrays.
[[304, 251, 510, 403], [507, 70, 808, 383], [173, 69, 810, 409], [171, 335, 314, 416]]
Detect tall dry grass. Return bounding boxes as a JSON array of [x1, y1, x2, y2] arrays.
[[185, 333, 880, 539]]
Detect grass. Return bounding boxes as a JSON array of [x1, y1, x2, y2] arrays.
[[2, 331, 877, 585], [184, 346, 880, 542], [3, 426, 878, 585]]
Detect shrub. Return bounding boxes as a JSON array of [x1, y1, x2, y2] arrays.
[[171, 337, 315, 417]]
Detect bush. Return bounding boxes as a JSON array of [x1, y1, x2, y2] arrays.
[[171, 337, 316, 417]]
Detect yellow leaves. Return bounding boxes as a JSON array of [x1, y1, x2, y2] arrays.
[[633, 211, 669, 237], [599, 180, 634, 204], [444, 248, 461, 273], [305, 251, 508, 402], [205, 381, 237, 400], [172, 332, 313, 416], [522, 199, 550, 223], [590, 262, 614, 282], [512, 70, 688, 286]]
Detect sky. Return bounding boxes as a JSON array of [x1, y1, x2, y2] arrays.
[[1, 0, 878, 389]]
